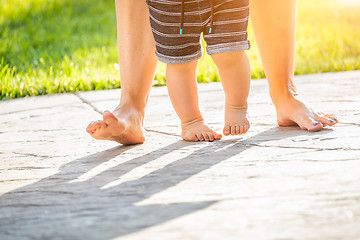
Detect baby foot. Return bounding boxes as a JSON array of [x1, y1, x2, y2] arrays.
[[181, 119, 222, 142], [223, 103, 250, 136]]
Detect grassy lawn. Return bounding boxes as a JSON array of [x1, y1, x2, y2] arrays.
[[1, 0, 360, 100]]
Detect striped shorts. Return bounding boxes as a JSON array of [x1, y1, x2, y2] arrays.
[[147, 0, 250, 64]]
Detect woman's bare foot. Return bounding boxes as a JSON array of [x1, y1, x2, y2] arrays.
[[86, 106, 145, 145], [181, 119, 222, 142], [273, 94, 338, 132], [223, 103, 250, 136]]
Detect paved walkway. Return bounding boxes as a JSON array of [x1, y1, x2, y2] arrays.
[[1, 71, 360, 240]]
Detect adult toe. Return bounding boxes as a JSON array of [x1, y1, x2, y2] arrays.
[[323, 114, 338, 124], [103, 110, 118, 125], [300, 117, 323, 132], [98, 120, 107, 128], [316, 115, 336, 126], [86, 121, 98, 133]]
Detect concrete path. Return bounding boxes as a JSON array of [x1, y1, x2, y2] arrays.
[[1, 71, 360, 240]]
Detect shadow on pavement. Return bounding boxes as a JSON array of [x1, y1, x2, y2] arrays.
[[0, 127, 332, 239]]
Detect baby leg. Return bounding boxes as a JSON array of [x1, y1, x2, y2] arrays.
[[166, 61, 222, 142], [211, 51, 251, 136]]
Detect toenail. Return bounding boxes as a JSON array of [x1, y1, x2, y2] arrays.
[[330, 120, 334, 123], [313, 122, 320, 126], [334, 118, 338, 121]]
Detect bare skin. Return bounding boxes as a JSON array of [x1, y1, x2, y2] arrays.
[[166, 51, 251, 141], [166, 61, 222, 142], [181, 119, 221, 142], [250, 0, 338, 131], [87, 0, 338, 145], [86, 0, 156, 145], [211, 51, 251, 136], [223, 104, 250, 135], [86, 108, 144, 145]]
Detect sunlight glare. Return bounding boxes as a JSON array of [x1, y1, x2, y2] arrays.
[[337, 0, 360, 5]]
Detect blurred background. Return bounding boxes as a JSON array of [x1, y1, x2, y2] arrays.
[[0, 0, 359, 100]]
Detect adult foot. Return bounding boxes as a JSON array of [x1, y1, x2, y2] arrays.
[[181, 119, 222, 142], [273, 94, 338, 132], [223, 103, 250, 136], [86, 106, 145, 145]]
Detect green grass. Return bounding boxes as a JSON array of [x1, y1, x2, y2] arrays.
[[1, 0, 360, 100]]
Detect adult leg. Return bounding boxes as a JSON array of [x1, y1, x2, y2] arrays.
[[166, 61, 222, 142], [86, 0, 157, 145], [250, 0, 338, 131]]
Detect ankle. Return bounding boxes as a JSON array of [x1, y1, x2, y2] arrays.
[[119, 91, 148, 109], [269, 78, 299, 104], [114, 102, 145, 117], [181, 117, 204, 130], [225, 102, 248, 110], [269, 88, 295, 106], [118, 97, 146, 113]]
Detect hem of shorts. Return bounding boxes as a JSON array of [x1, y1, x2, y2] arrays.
[[155, 50, 203, 65], [206, 41, 251, 55]]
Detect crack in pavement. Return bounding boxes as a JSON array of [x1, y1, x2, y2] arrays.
[[0, 178, 44, 183], [74, 93, 103, 115], [0, 167, 54, 171], [74, 93, 184, 138], [341, 122, 360, 127], [144, 128, 180, 137], [8, 152, 62, 159]]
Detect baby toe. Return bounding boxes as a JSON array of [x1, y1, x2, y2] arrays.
[[239, 126, 245, 135], [235, 126, 240, 135], [202, 133, 210, 142], [208, 132, 215, 142], [213, 132, 222, 140], [223, 125, 231, 136], [196, 134, 204, 141], [231, 126, 236, 135], [244, 124, 250, 134]]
